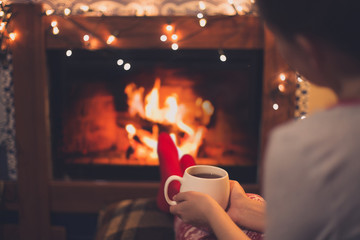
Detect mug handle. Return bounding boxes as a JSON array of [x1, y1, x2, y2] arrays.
[[164, 175, 183, 206]]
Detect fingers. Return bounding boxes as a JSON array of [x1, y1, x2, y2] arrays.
[[229, 180, 236, 191], [173, 192, 187, 202], [169, 203, 178, 215], [173, 191, 201, 202], [230, 180, 240, 188], [230, 180, 246, 194], [170, 191, 204, 215], [169, 192, 190, 215]]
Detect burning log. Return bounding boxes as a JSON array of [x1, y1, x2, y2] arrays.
[[62, 83, 130, 155]]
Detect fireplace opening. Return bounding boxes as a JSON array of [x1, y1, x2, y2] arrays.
[[47, 48, 263, 182]]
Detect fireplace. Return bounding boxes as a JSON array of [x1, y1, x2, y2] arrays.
[[7, 6, 298, 239], [47, 48, 263, 182]]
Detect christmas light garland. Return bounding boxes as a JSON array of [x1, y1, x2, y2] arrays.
[[3, 0, 302, 114], [43, 0, 300, 114], [0, 1, 14, 65]]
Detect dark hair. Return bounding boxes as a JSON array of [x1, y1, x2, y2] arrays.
[[256, 0, 360, 61]]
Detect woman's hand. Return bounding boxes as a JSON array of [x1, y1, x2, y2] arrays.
[[227, 180, 266, 232], [170, 190, 251, 240], [227, 180, 248, 224], [170, 191, 219, 228]]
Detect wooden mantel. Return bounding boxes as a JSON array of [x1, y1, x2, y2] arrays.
[[1, 3, 294, 240]]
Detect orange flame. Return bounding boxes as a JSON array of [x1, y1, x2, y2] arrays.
[[145, 78, 161, 121], [125, 83, 145, 118], [124, 78, 214, 161]]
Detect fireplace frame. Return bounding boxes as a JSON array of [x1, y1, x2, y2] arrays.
[[2, 3, 295, 239]]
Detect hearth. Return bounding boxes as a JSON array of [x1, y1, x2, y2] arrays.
[[47, 48, 263, 182]]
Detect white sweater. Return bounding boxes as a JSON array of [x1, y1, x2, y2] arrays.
[[264, 103, 360, 240]]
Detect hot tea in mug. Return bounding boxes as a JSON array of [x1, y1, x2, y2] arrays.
[[164, 165, 230, 209]]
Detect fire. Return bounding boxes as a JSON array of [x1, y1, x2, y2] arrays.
[[125, 124, 136, 138], [124, 78, 214, 161], [124, 83, 145, 118], [145, 78, 161, 121]]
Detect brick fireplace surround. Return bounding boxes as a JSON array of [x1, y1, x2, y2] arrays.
[[0, 3, 295, 240]]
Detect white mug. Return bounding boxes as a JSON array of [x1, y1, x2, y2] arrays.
[[164, 165, 230, 209]]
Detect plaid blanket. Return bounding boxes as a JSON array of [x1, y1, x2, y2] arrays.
[[95, 198, 175, 240]]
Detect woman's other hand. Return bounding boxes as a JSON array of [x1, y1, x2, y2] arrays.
[[170, 190, 252, 240], [227, 180, 266, 232], [227, 180, 248, 224]]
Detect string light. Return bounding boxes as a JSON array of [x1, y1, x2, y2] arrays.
[[0, 2, 15, 55], [80, 5, 90, 12], [41, 2, 284, 120], [45, 9, 54, 16], [124, 63, 131, 71], [52, 26, 60, 35], [160, 34, 167, 42], [219, 54, 227, 62], [42, 3, 260, 67], [83, 34, 90, 42], [279, 73, 286, 81], [66, 49, 72, 57], [236, 6, 244, 13], [295, 73, 309, 120], [218, 50, 227, 62], [199, 18, 207, 27], [171, 34, 178, 41], [166, 24, 173, 32], [117, 59, 124, 66], [42, 3, 259, 52], [51, 20, 57, 27], [8, 32, 16, 41], [199, 1, 206, 11], [106, 35, 115, 45], [273, 103, 279, 110], [64, 8, 71, 16], [278, 83, 285, 92], [171, 43, 179, 50], [51, 20, 59, 35]]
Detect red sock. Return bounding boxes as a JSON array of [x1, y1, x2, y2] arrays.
[[157, 132, 182, 212], [179, 154, 196, 174]]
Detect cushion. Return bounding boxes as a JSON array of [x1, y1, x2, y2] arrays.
[[95, 198, 174, 240]]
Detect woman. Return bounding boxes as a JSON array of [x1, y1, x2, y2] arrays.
[[170, 0, 360, 239]]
